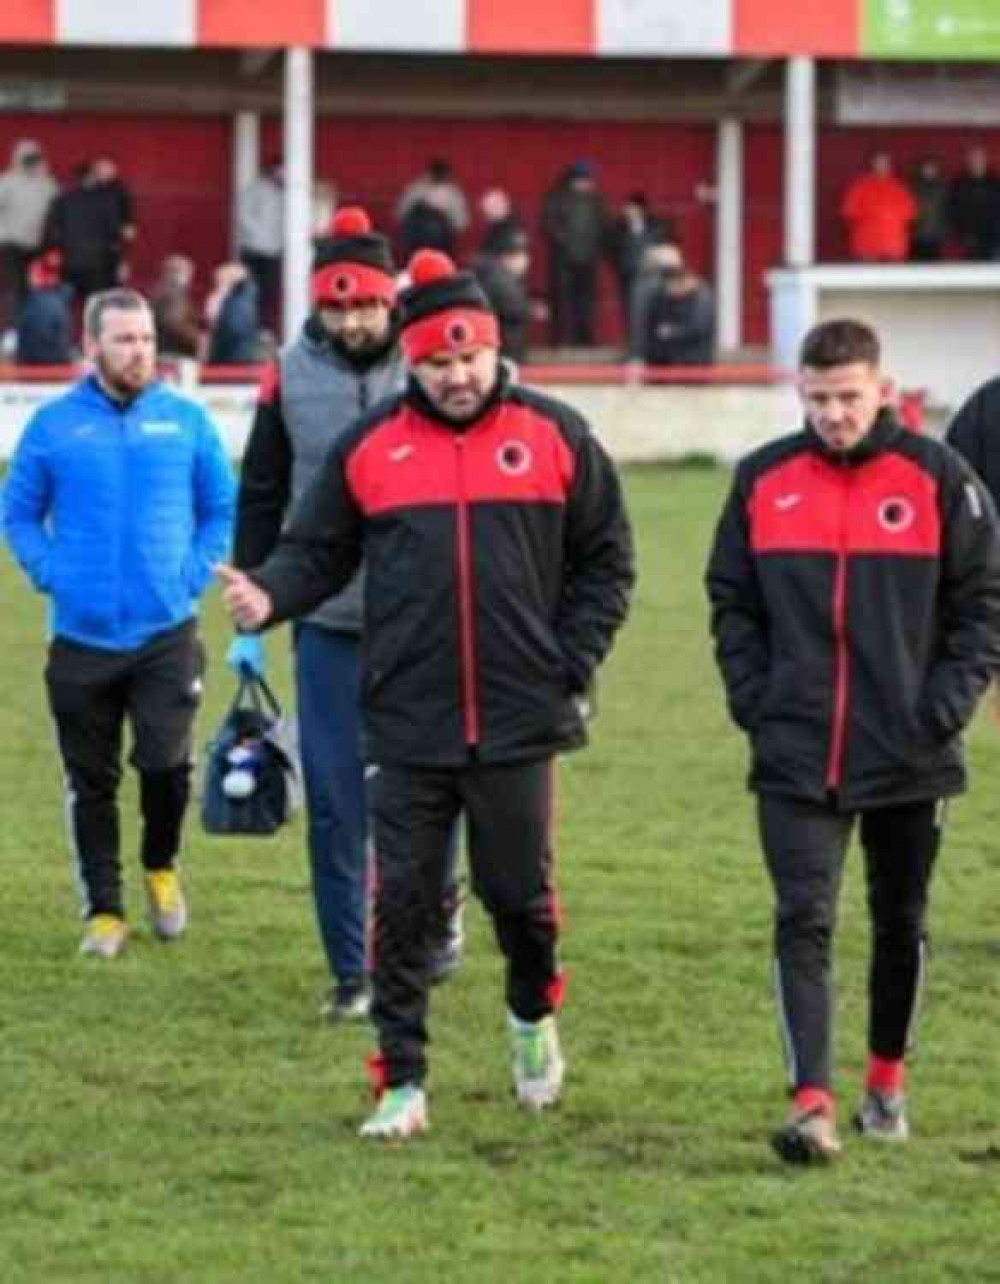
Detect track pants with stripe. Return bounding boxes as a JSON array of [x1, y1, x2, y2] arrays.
[[45, 620, 204, 921], [758, 794, 941, 1093], [294, 623, 463, 997], [369, 756, 560, 1088]]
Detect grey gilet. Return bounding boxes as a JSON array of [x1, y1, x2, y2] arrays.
[[280, 324, 406, 634]]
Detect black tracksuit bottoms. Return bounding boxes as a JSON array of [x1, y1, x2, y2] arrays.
[[45, 621, 205, 920], [368, 756, 561, 1088], [757, 793, 941, 1093]]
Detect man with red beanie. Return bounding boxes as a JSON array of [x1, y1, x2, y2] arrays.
[[219, 249, 634, 1138], [228, 209, 462, 1024]]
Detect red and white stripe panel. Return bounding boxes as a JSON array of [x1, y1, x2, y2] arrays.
[[1, 1, 859, 57]]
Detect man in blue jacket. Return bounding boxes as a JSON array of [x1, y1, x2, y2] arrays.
[[3, 287, 234, 959]]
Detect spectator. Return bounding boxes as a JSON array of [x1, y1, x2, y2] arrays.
[[949, 145, 1000, 261], [16, 249, 73, 366], [90, 154, 137, 286], [311, 179, 338, 241], [634, 244, 715, 367], [478, 187, 526, 257], [909, 156, 949, 262], [151, 254, 203, 359], [472, 226, 533, 365], [44, 161, 122, 302], [606, 192, 670, 337], [627, 238, 681, 359], [0, 139, 59, 330], [237, 158, 284, 327], [396, 158, 469, 258], [840, 152, 917, 263], [541, 161, 610, 348], [205, 262, 260, 366], [3, 287, 234, 960]]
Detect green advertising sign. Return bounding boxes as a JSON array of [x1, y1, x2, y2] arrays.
[[866, 0, 1000, 58]]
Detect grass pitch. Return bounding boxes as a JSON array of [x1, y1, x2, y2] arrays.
[[3, 464, 1000, 1283]]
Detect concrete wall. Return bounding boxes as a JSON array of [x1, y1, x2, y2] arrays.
[[0, 380, 800, 465]]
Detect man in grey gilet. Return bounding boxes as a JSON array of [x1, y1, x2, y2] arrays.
[[229, 207, 462, 1020]]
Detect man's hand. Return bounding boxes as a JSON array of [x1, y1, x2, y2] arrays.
[[216, 565, 273, 631]]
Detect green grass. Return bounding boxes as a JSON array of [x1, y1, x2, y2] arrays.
[[3, 464, 1000, 1283]]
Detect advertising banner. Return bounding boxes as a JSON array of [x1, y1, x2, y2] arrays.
[[864, 0, 1000, 59]]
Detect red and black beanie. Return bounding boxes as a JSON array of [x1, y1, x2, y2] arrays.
[[399, 249, 499, 364], [311, 206, 396, 307]]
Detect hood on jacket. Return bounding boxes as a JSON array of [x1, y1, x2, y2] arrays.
[[11, 139, 44, 167]]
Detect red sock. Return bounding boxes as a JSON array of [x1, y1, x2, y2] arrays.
[[794, 1085, 835, 1117], [866, 1055, 904, 1095]]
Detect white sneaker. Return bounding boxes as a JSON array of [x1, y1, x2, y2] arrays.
[[853, 1089, 909, 1143], [321, 986, 371, 1024], [509, 1012, 565, 1110], [359, 1085, 429, 1139]]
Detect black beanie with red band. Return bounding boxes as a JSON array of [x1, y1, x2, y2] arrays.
[[400, 250, 499, 364], [311, 206, 396, 307]]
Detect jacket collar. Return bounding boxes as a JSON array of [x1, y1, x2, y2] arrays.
[[805, 408, 904, 467], [79, 372, 159, 412], [405, 361, 510, 432]]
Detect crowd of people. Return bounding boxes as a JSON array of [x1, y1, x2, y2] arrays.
[[840, 144, 1000, 263], [0, 138, 265, 369], [1, 140, 718, 370], [16, 136, 1000, 374]]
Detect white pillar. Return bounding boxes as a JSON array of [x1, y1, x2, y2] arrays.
[[282, 46, 314, 342], [716, 117, 744, 354], [231, 112, 260, 257], [784, 55, 816, 268]]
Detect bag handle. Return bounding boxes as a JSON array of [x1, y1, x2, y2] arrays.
[[232, 670, 283, 720]]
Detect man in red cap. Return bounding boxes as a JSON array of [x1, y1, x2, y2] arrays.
[[228, 210, 463, 1025], [16, 248, 73, 365], [218, 249, 634, 1138]]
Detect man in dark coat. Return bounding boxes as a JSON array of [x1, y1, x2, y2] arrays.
[[219, 248, 634, 1140], [707, 318, 1000, 1167], [472, 226, 533, 365], [44, 160, 127, 301], [541, 161, 610, 347], [948, 145, 1000, 260]]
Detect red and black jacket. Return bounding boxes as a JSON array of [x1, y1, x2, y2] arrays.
[[707, 412, 1000, 809], [250, 369, 634, 768]]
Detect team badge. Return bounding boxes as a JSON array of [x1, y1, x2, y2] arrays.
[[331, 271, 357, 300], [877, 496, 915, 533], [496, 440, 532, 476], [446, 318, 474, 349]]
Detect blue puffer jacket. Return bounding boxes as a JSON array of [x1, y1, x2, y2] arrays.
[[3, 375, 235, 651]]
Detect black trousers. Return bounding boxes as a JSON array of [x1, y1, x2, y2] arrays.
[[45, 621, 205, 920], [369, 757, 561, 1087], [548, 257, 598, 347], [239, 250, 281, 330], [758, 794, 941, 1093], [1, 242, 33, 326]]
